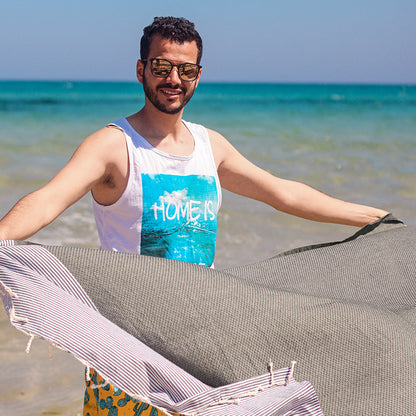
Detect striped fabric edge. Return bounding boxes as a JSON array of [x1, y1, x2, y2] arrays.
[[0, 245, 97, 310], [0, 244, 324, 416], [0, 240, 15, 246]]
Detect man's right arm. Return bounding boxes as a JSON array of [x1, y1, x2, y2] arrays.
[[0, 126, 127, 241]]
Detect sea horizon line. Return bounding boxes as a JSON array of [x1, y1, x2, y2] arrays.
[[0, 79, 415, 87]]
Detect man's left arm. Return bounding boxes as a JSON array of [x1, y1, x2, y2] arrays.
[[208, 129, 388, 227]]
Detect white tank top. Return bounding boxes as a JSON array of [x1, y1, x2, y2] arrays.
[[92, 118, 222, 267]]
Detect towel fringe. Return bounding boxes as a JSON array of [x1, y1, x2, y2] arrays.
[[268, 359, 274, 385], [25, 334, 35, 354], [285, 361, 297, 385]]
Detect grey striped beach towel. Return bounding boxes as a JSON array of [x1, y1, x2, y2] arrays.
[[1, 214, 415, 415], [0, 243, 321, 415]]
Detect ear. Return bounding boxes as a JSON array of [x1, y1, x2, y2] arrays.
[[136, 59, 144, 85], [194, 67, 202, 88]]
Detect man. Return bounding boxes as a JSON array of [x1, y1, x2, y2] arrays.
[[0, 16, 387, 416]]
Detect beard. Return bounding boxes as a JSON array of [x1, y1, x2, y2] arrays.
[[142, 72, 197, 115]]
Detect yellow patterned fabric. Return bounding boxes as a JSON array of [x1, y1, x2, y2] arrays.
[[83, 369, 172, 416]]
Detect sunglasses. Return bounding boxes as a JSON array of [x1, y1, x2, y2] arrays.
[[142, 58, 201, 82]]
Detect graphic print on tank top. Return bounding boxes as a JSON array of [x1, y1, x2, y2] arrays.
[[141, 173, 218, 267]]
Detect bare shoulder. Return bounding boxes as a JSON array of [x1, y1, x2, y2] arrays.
[[206, 127, 231, 148], [59, 124, 128, 191], [77, 125, 126, 160], [206, 128, 240, 169], [206, 128, 270, 194], [68, 125, 129, 205]]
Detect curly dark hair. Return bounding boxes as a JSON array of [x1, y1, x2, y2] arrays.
[[140, 17, 203, 64]]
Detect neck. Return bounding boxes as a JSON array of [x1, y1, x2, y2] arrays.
[[128, 102, 184, 141]]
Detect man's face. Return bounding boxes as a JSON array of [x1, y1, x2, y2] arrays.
[[137, 35, 201, 115]]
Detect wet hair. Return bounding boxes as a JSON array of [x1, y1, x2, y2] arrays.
[[140, 17, 203, 64]]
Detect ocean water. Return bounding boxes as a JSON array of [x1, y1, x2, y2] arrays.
[[1, 81, 415, 415]]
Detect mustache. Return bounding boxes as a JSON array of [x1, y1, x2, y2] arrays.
[[157, 83, 187, 93]]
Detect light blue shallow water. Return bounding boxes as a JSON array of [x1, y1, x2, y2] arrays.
[[0, 81, 415, 415]]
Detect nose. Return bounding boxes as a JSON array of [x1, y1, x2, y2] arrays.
[[166, 65, 182, 83]]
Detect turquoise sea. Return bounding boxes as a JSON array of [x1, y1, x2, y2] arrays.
[[1, 81, 416, 415]]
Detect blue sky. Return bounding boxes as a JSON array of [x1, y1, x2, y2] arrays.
[[1, 0, 415, 83]]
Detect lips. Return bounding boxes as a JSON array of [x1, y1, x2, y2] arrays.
[[161, 89, 181, 96], [158, 84, 186, 98]]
